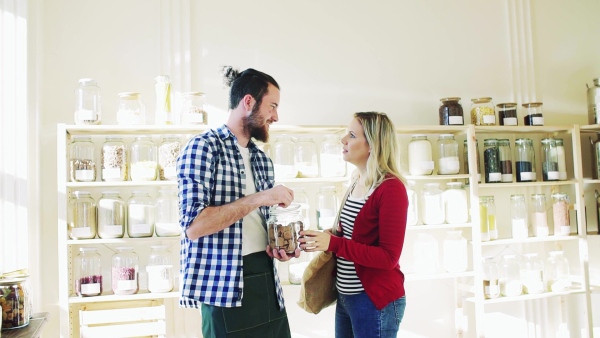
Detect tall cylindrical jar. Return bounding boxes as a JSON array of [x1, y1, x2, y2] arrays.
[[482, 257, 500, 299], [74, 78, 101, 125], [552, 193, 570, 236], [470, 97, 496, 125], [267, 203, 303, 254], [463, 139, 481, 182], [408, 135, 434, 176], [413, 233, 439, 274], [74, 247, 103, 297], [479, 197, 490, 242], [69, 136, 97, 182], [521, 253, 544, 294], [588, 78, 600, 124], [510, 194, 529, 239], [486, 196, 497, 240], [421, 183, 445, 225], [497, 102, 518, 126], [68, 191, 97, 240], [101, 137, 128, 182], [320, 134, 346, 177], [515, 138, 536, 182], [499, 254, 522, 297], [180, 92, 208, 125], [155, 188, 181, 237], [541, 138, 559, 181], [111, 247, 139, 295], [531, 194, 549, 237], [97, 191, 125, 239], [439, 97, 464, 125], [272, 135, 297, 179], [498, 139, 513, 183], [442, 230, 468, 273], [316, 186, 339, 230], [555, 138, 567, 181], [116, 92, 145, 125], [523, 102, 544, 126], [443, 182, 468, 224], [154, 75, 173, 125], [545, 251, 571, 292], [158, 135, 181, 181], [437, 134, 460, 175], [295, 136, 319, 178], [127, 191, 155, 238], [483, 139, 501, 183], [406, 181, 418, 226], [130, 136, 158, 181], [146, 245, 174, 293]]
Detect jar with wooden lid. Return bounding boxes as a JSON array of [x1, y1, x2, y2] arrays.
[[470, 97, 496, 125], [180, 92, 208, 125], [497, 102, 518, 126], [523, 102, 544, 126], [439, 97, 464, 125]]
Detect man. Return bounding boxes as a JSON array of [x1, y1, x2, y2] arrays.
[[177, 66, 299, 337]]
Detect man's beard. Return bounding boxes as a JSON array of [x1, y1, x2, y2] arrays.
[[243, 107, 269, 143]]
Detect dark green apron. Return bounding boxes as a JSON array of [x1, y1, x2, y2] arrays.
[[201, 252, 291, 338]]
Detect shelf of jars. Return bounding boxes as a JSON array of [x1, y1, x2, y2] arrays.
[[66, 236, 180, 245], [466, 286, 586, 305], [403, 174, 470, 181], [477, 235, 579, 246], [395, 125, 468, 134], [406, 223, 472, 231], [66, 181, 178, 188], [68, 290, 180, 304], [64, 124, 210, 136], [405, 271, 476, 282], [477, 180, 578, 188], [473, 125, 575, 134]]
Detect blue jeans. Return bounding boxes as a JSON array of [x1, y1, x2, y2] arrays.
[[335, 292, 406, 338]]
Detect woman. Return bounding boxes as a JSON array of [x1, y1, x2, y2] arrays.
[[299, 112, 408, 338]]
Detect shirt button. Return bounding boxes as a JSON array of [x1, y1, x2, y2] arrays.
[[241, 170, 245, 175]]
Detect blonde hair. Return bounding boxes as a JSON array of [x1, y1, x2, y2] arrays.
[[353, 112, 404, 190]]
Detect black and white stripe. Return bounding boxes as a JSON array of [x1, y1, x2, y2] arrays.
[[336, 196, 366, 294]]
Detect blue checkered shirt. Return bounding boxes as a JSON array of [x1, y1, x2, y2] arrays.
[[177, 124, 285, 309]]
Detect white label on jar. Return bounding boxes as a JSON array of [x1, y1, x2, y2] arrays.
[[449, 116, 463, 125], [547, 171, 560, 180], [76, 169, 95, 181], [536, 226, 549, 237], [559, 172, 567, 180], [483, 115, 496, 124], [520, 172, 536, 181], [156, 222, 180, 236], [117, 280, 137, 291], [71, 227, 92, 238], [485, 284, 499, 296], [132, 224, 151, 234], [81, 283, 101, 295], [438, 157, 460, 174], [557, 226, 571, 236], [477, 173, 481, 182], [511, 219, 528, 238], [501, 174, 513, 182], [488, 173, 501, 182], [103, 225, 123, 235], [164, 166, 176, 178], [420, 161, 435, 170], [503, 117, 518, 126], [103, 168, 121, 179], [78, 109, 95, 120], [532, 117, 544, 125]]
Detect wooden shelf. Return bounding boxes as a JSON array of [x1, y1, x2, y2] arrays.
[[66, 180, 177, 188], [467, 288, 585, 305], [474, 125, 574, 134], [478, 235, 579, 246], [407, 223, 472, 231], [477, 180, 577, 188], [68, 291, 179, 304], [403, 174, 470, 181], [67, 236, 180, 245], [395, 125, 468, 134]]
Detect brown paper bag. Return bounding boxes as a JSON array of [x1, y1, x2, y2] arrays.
[[297, 251, 337, 314]]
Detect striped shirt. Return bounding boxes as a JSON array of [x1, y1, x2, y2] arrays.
[[336, 195, 366, 294]]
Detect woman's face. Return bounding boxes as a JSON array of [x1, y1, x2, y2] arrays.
[[341, 118, 370, 169]]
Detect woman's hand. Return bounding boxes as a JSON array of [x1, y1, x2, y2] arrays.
[[266, 246, 301, 261], [298, 229, 333, 252]]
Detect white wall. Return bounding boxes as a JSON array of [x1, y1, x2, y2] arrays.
[[34, 0, 600, 337]]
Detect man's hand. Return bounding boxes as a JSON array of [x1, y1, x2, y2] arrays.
[[266, 246, 301, 261]]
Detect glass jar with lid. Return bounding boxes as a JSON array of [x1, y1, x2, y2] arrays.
[[272, 135, 298, 179], [510, 194, 529, 239], [320, 134, 345, 177], [74, 247, 103, 297], [405, 181, 418, 226], [408, 135, 434, 176], [146, 245, 174, 293], [74, 78, 101, 125], [295, 136, 319, 178], [292, 187, 311, 229], [437, 134, 460, 175], [463, 139, 481, 183], [521, 253, 544, 294], [588, 77, 600, 124], [443, 182, 468, 224], [496, 102, 518, 126], [117, 92, 145, 125], [97, 191, 125, 239], [497, 139, 513, 183], [541, 138, 559, 181], [442, 230, 468, 273], [68, 191, 97, 240], [101, 137, 128, 182], [499, 254, 522, 297], [555, 138, 567, 180], [552, 192, 570, 236], [413, 232, 439, 274], [158, 135, 181, 181], [180, 92, 208, 125], [69, 136, 97, 182], [482, 257, 500, 299], [316, 186, 339, 230], [421, 183, 445, 225], [155, 187, 181, 237], [545, 251, 571, 292], [485, 196, 497, 240], [515, 138, 536, 182], [531, 194, 549, 237], [267, 203, 304, 254], [111, 247, 139, 295], [483, 139, 501, 183], [154, 75, 173, 125], [523, 102, 544, 126], [438, 97, 464, 125], [127, 191, 155, 238], [470, 97, 496, 125], [130, 136, 158, 181], [0, 275, 31, 329], [479, 197, 490, 242]]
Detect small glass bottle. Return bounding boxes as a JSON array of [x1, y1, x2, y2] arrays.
[[521, 253, 544, 294], [442, 230, 468, 273], [486, 196, 497, 240], [443, 182, 468, 224], [97, 191, 125, 239], [267, 203, 303, 254], [406, 181, 419, 226], [531, 194, 549, 237], [111, 247, 139, 295], [498, 139, 513, 183], [499, 254, 522, 297], [68, 191, 97, 240], [180, 92, 208, 125], [320, 134, 346, 177], [116, 92, 145, 125], [552, 193, 570, 236], [482, 256, 500, 299], [74, 78, 101, 125], [292, 187, 311, 229], [127, 191, 155, 238], [272, 135, 298, 179], [74, 247, 103, 297], [470, 97, 496, 125], [541, 138, 559, 181], [130, 136, 158, 181], [158, 135, 181, 181], [523, 102, 544, 126], [316, 186, 339, 230], [483, 138, 501, 183], [295, 136, 319, 178], [101, 137, 128, 182], [155, 187, 181, 237], [438, 97, 464, 125], [146, 245, 174, 293], [437, 134, 460, 175], [154, 75, 173, 125], [515, 138, 536, 182], [510, 194, 529, 239], [479, 197, 490, 242], [421, 183, 445, 225], [545, 251, 571, 292], [69, 136, 97, 182], [408, 135, 434, 176], [463, 139, 481, 183], [497, 102, 518, 126], [413, 232, 439, 274], [554, 138, 567, 181]]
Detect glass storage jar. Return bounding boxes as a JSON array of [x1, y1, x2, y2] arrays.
[[482, 256, 500, 299], [413, 232, 439, 274], [127, 191, 155, 238], [146, 245, 174, 293], [267, 203, 303, 254], [483, 138, 501, 183], [130, 136, 158, 181], [180, 92, 208, 125], [485, 196, 497, 240], [499, 254, 522, 297], [442, 230, 468, 273], [541, 138, 559, 181], [545, 251, 571, 292], [470, 97, 496, 125], [68, 191, 97, 240], [158, 135, 181, 181], [295, 136, 319, 178], [316, 186, 339, 230], [437, 134, 460, 175], [406, 181, 418, 226], [463, 139, 481, 182], [111, 247, 139, 295], [552, 192, 570, 236], [97, 191, 125, 239], [479, 197, 490, 242], [588, 77, 600, 124], [0, 276, 31, 329], [593, 135, 600, 179], [272, 135, 298, 179], [408, 135, 434, 176], [74, 247, 103, 297], [498, 139, 513, 183], [443, 182, 468, 224], [497, 102, 518, 126], [320, 134, 345, 177], [523, 102, 544, 126], [292, 188, 311, 229], [101, 137, 128, 182], [515, 138, 536, 182], [154, 75, 173, 125], [69, 136, 97, 182], [155, 187, 181, 237], [521, 253, 544, 294], [555, 138, 567, 180], [74, 78, 101, 125], [438, 97, 464, 125], [421, 183, 445, 225], [116, 92, 145, 125], [510, 194, 529, 239], [531, 194, 549, 237]]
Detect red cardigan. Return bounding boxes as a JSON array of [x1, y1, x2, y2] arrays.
[[327, 176, 408, 310]]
